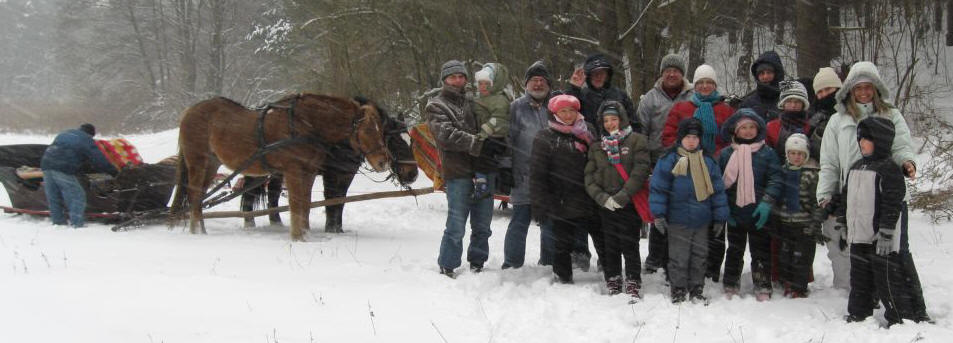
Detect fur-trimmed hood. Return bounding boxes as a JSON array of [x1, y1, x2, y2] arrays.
[[595, 100, 630, 134], [834, 61, 893, 115]]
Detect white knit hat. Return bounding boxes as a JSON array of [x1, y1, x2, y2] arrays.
[[474, 64, 494, 86], [785, 133, 810, 160], [777, 80, 810, 111], [812, 67, 842, 93], [692, 64, 717, 85]]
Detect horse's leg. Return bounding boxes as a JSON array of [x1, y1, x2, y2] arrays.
[[240, 177, 263, 228], [322, 170, 356, 233], [267, 175, 284, 225], [185, 157, 209, 234], [284, 169, 315, 241]]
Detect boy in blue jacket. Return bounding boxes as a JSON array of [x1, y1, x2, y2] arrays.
[[718, 109, 783, 301], [650, 118, 729, 303]]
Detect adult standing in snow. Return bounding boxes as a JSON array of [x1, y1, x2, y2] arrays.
[[530, 94, 602, 284], [816, 61, 932, 323], [428, 60, 493, 278], [637, 54, 694, 275], [502, 61, 556, 269], [659, 64, 735, 282], [806, 66, 850, 290], [40, 123, 119, 228], [565, 53, 640, 132], [739, 50, 786, 122]]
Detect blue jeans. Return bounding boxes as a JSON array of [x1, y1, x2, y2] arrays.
[[42, 169, 87, 227], [437, 176, 495, 270], [502, 204, 554, 268]]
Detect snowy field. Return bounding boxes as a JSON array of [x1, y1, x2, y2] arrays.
[[1, 130, 952, 343]]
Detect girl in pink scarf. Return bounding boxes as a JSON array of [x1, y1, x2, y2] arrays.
[[717, 109, 783, 301]]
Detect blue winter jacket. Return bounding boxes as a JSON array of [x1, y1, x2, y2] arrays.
[[41, 129, 118, 176], [649, 150, 730, 228], [717, 146, 782, 225]]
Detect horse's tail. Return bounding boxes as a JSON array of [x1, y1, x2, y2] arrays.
[[168, 147, 189, 227]]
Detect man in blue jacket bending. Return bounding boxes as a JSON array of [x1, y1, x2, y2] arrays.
[[40, 123, 118, 227]]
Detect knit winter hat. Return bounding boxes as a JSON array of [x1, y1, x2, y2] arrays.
[[548, 94, 581, 114], [659, 54, 686, 75], [80, 123, 96, 136], [785, 133, 810, 160], [755, 63, 776, 75], [777, 80, 810, 111], [440, 60, 468, 82], [692, 64, 718, 85], [677, 118, 704, 142], [812, 67, 843, 93], [474, 64, 495, 86], [524, 60, 552, 86]]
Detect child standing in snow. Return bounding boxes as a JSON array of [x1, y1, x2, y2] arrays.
[[718, 109, 783, 301], [838, 117, 916, 326], [649, 118, 729, 303], [584, 100, 651, 299], [472, 63, 511, 199], [773, 133, 824, 298]]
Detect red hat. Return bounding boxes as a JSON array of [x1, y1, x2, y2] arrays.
[[547, 94, 581, 114]]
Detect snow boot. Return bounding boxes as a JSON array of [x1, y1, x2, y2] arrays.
[[689, 286, 708, 305], [671, 287, 688, 303], [571, 252, 590, 272], [625, 280, 642, 299], [440, 267, 456, 279], [469, 262, 484, 273], [606, 276, 623, 295]]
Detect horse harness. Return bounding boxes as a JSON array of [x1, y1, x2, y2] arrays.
[[200, 94, 375, 203]]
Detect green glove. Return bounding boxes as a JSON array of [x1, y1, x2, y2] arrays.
[[752, 202, 772, 230]]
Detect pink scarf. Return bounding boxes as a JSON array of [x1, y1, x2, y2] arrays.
[[549, 113, 593, 153], [722, 141, 764, 207]]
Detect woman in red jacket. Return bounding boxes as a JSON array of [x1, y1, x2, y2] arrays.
[[661, 64, 735, 158]]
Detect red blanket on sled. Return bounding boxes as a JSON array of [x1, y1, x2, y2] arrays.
[[95, 138, 144, 169]]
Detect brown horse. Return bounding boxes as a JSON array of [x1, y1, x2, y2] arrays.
[[169, 93, 391, 241]]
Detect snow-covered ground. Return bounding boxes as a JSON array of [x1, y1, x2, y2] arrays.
[[1, 130, 951, 342]]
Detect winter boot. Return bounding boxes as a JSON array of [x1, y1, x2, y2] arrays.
[[625, 280, 642, 299], [606, 276, 623, 295], [844, 314, 867, 323], [469, 262, 484, 273], [671, 287, 688, 303], [755, 291, 772, 302], [689, 286, 708, 304], [723, 285, 739, 300], [440, 267, 456, 279]]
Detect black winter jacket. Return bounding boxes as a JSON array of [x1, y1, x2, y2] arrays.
[[530, 122, 597, 221]]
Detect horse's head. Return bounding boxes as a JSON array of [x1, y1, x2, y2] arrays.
[[351, 103, 391, 172], [382, 112, 418, 187]]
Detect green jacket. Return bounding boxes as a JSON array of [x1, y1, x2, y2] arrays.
[[474, 63, 511, 139], [584, 101, 652, 206]]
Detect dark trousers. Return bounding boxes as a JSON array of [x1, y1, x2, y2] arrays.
[[667, 223, 709, 289], [777, 221, 816, 293], [644, 223, 668, 271], [707, 222, 727, 280], [240, 175, 284, 226], [897, 202, 929, 319], [553, 216, 601, 282], [848, 243, 914, 324], [723, 220, 773, 292], [599, 205, 641, 282]]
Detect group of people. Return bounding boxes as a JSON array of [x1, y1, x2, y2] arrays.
[[425, 50, 934, 326]]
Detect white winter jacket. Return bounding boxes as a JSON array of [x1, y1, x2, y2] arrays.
[[816, 61, 917, 203]]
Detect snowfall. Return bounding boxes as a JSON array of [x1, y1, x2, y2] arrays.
[[0, 130, 951, 343]]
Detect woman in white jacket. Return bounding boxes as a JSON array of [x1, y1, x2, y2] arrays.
[[816, 61, 931, 323]]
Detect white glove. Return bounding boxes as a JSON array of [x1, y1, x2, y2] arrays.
[[603, 197, 622, 211], [876, 228, 897, 256]]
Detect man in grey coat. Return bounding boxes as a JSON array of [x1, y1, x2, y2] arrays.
[[636, 54, 693, 274], [501, 61, 556, 269], [428, 60, 493, 278]]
